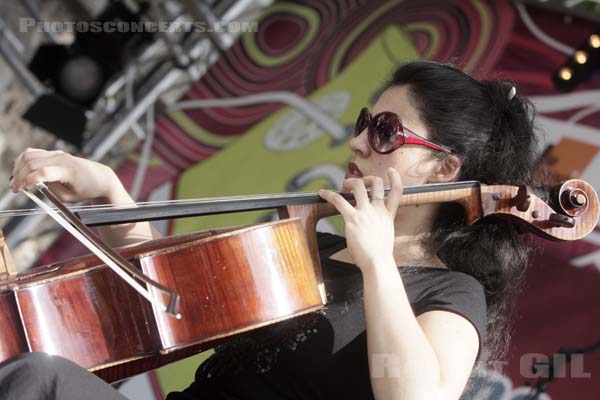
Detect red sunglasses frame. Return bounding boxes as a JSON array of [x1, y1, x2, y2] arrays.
[[355, 107, 454, 154]]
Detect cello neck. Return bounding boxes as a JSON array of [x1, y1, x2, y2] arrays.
[[76, 181, 483, 226]]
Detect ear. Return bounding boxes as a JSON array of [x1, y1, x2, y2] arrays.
[[428, 154, 461, 183]]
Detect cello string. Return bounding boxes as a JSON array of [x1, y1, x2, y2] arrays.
[[0, 191, 331, 217], [0, 180, 480, 218]]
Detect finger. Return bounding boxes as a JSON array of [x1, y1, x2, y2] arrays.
[[18, 165, 70, 191], [341, 178, 369, 208], [12, 148, 37, 177], [13, 149, 64, 178], [13, 148, 49, 169], [12, 154, 67, 191], [361, 176, 385, 203], [8, 175, 15, 193], [385, 168, 404, 214], [319, 189, 355, 217]]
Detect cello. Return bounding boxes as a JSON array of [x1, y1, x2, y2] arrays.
[[0, 179, 597, 382]]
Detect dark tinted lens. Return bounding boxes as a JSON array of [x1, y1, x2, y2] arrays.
[[354, 108, 370, 137], [370, 112, 400, 153]]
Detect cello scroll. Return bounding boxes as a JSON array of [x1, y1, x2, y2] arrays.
[[480, 179, 599, 241]]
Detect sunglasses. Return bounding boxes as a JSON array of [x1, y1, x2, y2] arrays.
[[354, 107, 454, 154]]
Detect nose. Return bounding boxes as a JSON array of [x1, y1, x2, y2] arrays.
[[348, 129, 371, 158]]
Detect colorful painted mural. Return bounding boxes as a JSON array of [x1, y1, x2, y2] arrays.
[[40, 1, 600, 398]]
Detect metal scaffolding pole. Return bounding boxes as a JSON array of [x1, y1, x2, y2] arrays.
[[0, 16, 45, 96], [1, 0, 268, 269]]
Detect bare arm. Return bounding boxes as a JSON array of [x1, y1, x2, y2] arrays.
[[11, 148, 160, 247], [319, 168, 479, 400], [362, 257, 479, 399]]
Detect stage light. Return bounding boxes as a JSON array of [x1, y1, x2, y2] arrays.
[[574, 50, 588, 64], [553, 28, 600, 92], [22, 1, 152, 148], [58, 56, 105, 104], [559, 67, 572, 80]]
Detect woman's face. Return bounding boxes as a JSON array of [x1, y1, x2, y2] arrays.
[[347, 85, 442, 187]]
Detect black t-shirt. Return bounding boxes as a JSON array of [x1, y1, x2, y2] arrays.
[[167, 233, 487, 400]]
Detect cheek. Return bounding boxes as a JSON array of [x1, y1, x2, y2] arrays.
[[372, 155, 395, 175], [388, 150, 432, 185], [370, 152, 405, 186], [386, 150, 410, 172]]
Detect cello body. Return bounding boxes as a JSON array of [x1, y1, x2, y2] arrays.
[[0, 218, 323, 381]]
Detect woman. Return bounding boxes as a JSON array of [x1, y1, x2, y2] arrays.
[[3, 61, 538, 400]]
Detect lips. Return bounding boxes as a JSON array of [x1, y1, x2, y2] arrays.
[[345, 161, 363, 179]]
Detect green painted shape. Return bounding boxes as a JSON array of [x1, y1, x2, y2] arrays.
[[127, 153, 164, 166], [242, 2, 320, 67], [154, 351, 213, 396], [154, 25, 420, 396], [169, 111, 237, 147], [329, 0, 402, 79], [464, 0, 491, 72]]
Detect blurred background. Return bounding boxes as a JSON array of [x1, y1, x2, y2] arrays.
[[0, 0, 599, 398]]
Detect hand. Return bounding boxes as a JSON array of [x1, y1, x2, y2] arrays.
[[9, 148, 123, 203], [319, 168, 403, 271]]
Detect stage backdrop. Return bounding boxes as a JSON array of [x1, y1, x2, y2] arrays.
[[39, 1, 600, 399]]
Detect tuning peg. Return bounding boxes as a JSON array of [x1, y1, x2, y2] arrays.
[[548, 213, 575, 228], [512, 185, 532, 212]]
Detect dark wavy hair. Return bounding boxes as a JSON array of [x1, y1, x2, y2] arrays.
[[387, 61, 539, 371]]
